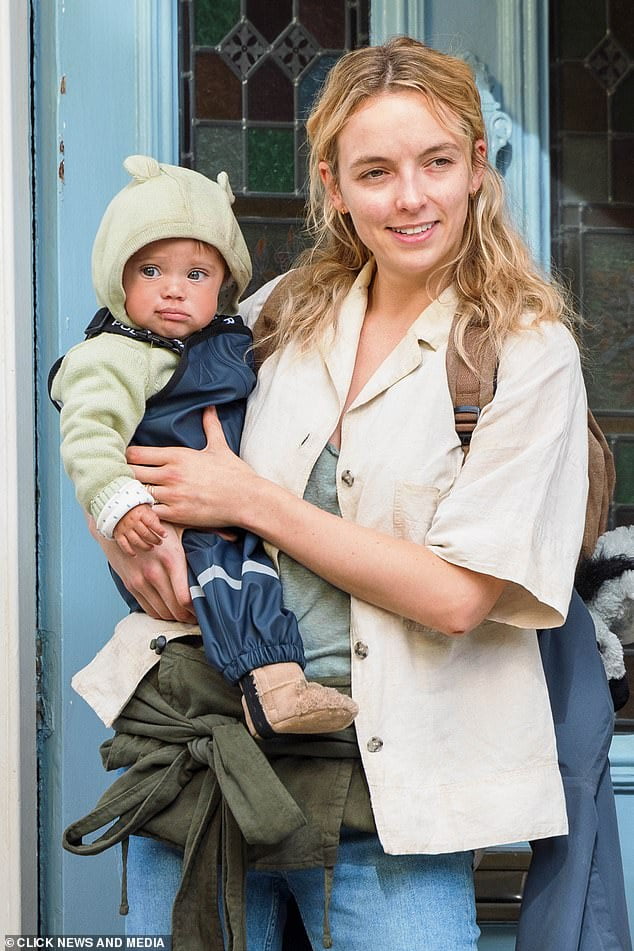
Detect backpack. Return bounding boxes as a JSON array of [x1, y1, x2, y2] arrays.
[[444, 318, 616, 561], [253, 270, 616, 562]]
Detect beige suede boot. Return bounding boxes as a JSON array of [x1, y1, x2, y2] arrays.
[[240, 662, 358, 738]]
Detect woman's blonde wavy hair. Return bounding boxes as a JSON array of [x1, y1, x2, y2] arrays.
[[267, 36, 574, 358]]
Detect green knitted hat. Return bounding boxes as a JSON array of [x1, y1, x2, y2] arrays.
[[92, 155, 252, 320]]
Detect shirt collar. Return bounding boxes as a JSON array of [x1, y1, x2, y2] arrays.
[[323, 263, 459, 414], [410, 284, 459, 351], [350, 258, 458, 352]]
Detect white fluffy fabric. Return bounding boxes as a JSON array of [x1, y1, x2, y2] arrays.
[[590, 608, 627, 680], [589, 525, 634, 646]]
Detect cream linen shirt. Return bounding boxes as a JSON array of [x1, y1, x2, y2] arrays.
[[238, 261, 588, 854], [73, 260, 588, 856]]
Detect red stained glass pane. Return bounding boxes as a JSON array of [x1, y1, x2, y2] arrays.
[[248, 60, 294, 122], [195, 52, 242, 120], [298, 0, 346, 48], [246, 0, 292, 44]]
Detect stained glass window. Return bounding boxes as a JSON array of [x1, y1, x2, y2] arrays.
[[550, 0, 634, 523], [179, 0, 369, 291], [550, 0, 634, 732]]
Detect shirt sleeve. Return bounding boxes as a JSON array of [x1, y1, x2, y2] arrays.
[[51, 336, 153, 519], [425, 319, 589, 629]]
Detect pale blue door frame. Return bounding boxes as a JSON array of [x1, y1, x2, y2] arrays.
[[34, 0, 634, 940], [34, 0, 177, 933]]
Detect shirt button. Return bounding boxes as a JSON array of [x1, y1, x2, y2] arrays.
[[354, 640, 369, 659], [341, 469, 354, 486], [367, 736, 383, 753]]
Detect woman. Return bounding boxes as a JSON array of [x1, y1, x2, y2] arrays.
[[98, 37, 588, 950]]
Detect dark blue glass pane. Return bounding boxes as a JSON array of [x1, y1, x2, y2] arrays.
[[298, 54, 340, 120]]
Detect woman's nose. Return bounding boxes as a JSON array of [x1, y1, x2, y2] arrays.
[[395, 172, 427, 212]]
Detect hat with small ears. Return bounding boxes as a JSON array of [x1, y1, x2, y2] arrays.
[[92, 155, 252, 320]]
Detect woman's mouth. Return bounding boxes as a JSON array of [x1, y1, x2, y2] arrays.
[[388, 222, 435, 235]]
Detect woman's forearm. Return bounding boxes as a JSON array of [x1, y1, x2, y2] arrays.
[[128, 410, 505, 634], [243, 475, 505, 636]]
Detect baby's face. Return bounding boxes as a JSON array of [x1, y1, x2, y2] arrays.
[[122, 238, 227, 339]]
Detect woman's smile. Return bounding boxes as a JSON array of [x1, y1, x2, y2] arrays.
[[388, 221, 438, 241]]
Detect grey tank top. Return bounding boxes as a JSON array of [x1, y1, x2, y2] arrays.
[[278, 443, 352, 680]]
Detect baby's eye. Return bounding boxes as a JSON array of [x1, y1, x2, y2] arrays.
[[188, 269, 206, 281], [141, 265, 160, 277]]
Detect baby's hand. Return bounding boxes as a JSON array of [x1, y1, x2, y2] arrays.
[[113, 503, 167, 556]]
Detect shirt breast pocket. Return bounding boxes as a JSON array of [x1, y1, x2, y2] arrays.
[[393, 482, 440, 546]]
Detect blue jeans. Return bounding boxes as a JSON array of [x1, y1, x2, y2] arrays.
[[123, 830, 480, 950]]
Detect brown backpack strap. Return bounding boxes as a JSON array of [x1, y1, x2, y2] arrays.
[[445, 314, 616, 560], [582, 412, 616, 559], [251, 269, 306, 371], [445, 316, 498, 456]]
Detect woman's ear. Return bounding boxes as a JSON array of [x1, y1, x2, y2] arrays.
[[470, 139, 487, 193], [319, 160, 346, 213]]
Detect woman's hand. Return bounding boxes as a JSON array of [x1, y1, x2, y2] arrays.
[[88, 516, 195, 622], [126, 408, 504, 635], [127, 406, 259, 530]]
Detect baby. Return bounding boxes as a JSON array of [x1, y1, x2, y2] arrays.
[[49, 155, 357, 738]]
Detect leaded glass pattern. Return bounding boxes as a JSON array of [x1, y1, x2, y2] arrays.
[[551, 0, 634, 732], [180, 0, 369, 291], [550, 3, 634, 500]]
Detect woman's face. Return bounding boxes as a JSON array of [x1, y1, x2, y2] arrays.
[[320, 90, 486, 292]]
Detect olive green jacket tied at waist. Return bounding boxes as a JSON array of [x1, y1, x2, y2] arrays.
[[63, 638, 374, 951]]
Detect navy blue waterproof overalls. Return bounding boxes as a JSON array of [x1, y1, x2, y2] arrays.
[[66, 309, 306, 684]]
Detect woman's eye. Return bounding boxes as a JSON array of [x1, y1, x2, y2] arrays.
[[363, 168, 385, 180], [141, 265, 160, 277], [430, 157, 451, 168]]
